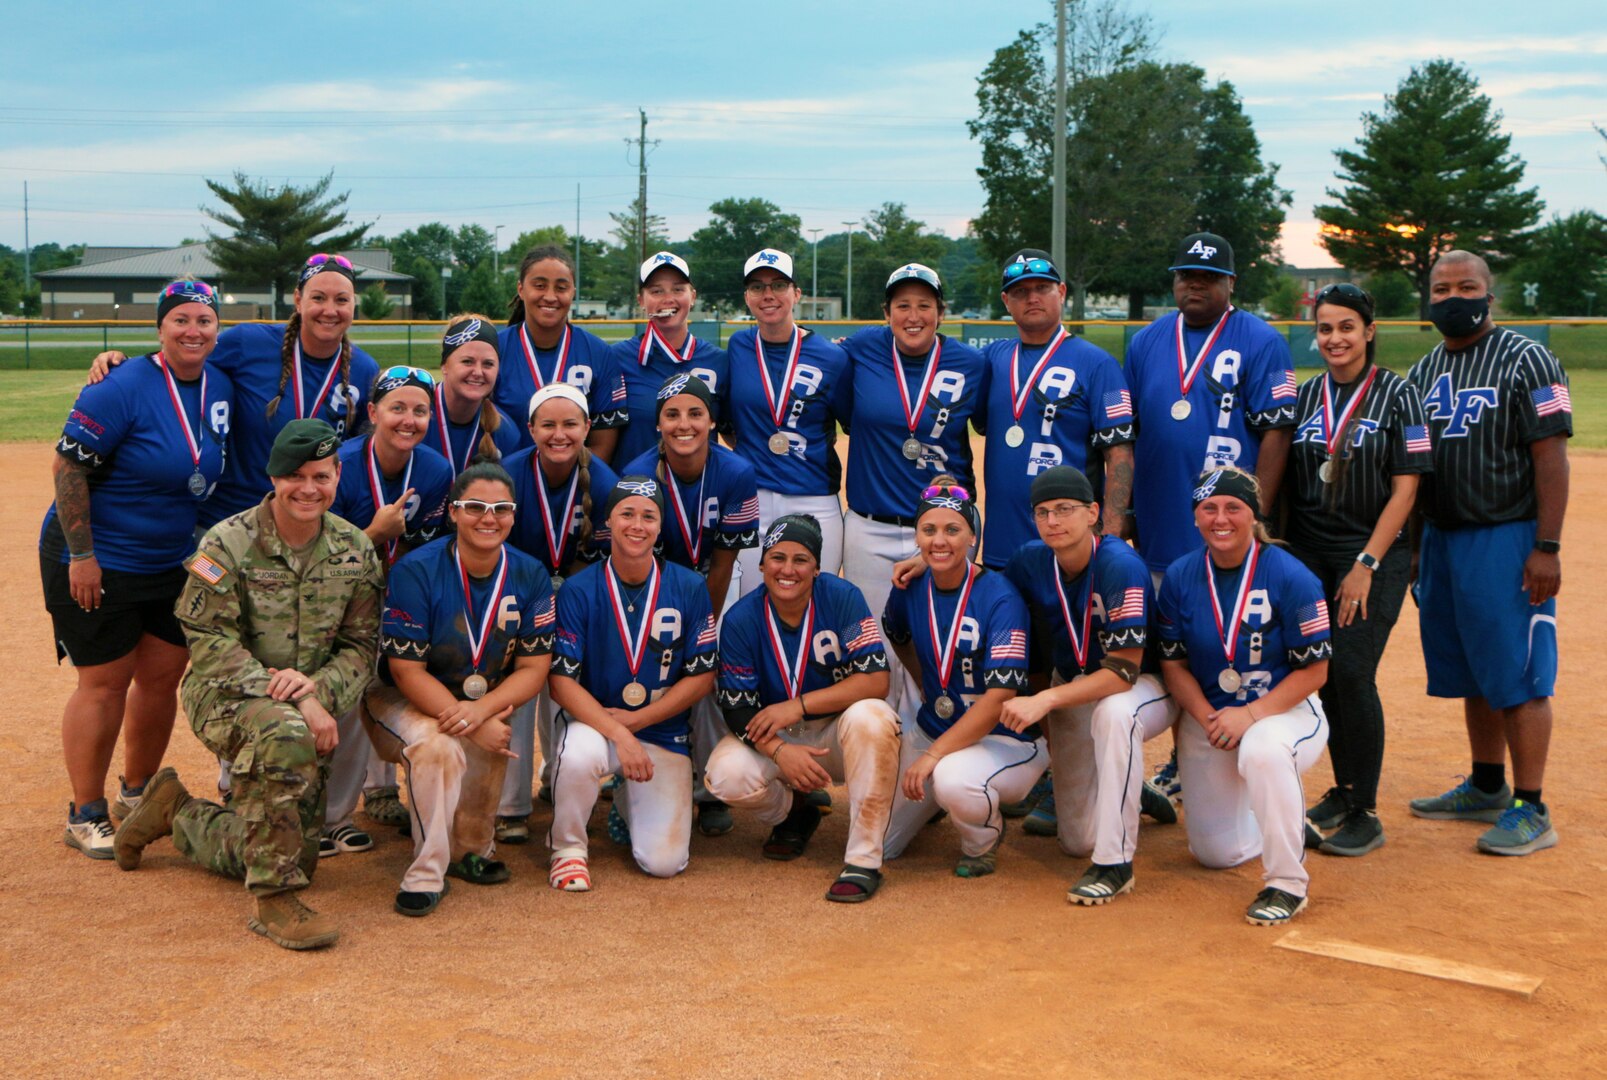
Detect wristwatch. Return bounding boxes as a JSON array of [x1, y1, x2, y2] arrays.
[[1534, 538, 1561, 555], [1355, 552, 1380, 571]]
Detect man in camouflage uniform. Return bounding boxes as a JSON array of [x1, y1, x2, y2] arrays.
[[115, 419, 386, 950]]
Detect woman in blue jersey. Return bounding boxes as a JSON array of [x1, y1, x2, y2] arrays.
[[612, 252, 730, 466], [496, 245, 628, 461], [1156, 465, 1331, 926], [705, 514, 900, 902], [45, 280, 234, 858], [547, 476, 719, 891], [498, 383, 620, 843], [725, 249, 852, 590], [881, 478, 1045, 877], [430, 314, 521, 476], [364, 462, 553, 916]]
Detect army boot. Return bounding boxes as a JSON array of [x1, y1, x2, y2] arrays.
[[114, 767, 191, 871], [249, 893, 340, 951]]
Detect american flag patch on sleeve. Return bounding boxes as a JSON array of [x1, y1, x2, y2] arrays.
[[1297, 600, 1330, 637], [1271, 371, 1299, 401], [1103, 389, 1133, 419], [1404, 424, 1432, 454], [612, 380, 628, 403], [1531, 383, 1571, 417], [725, 496, 760, 526], [989, 629, 1028, 661], [845, 617, 881, 652], [187, 552, 226, 585], [1106, 587, 1146, 622], [696, 614, 718, 647]]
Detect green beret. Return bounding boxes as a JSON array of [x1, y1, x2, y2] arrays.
[[267, 419, 341, 477]]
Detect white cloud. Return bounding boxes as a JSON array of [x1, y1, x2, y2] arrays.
[[229, 77, 517, 114]]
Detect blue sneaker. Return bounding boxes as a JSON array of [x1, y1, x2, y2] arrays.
[[606, 803, 631, 846], [1476, 800, 1558, 856], [1003, 771, 1052, 819], [1152, 756, 1181, 805], [1409, 778, 1513, 823], [1023, 789, 1058, 836]]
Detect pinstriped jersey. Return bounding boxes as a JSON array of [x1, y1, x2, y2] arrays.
[[1406, 327, 1572, 528], [1286, 366, 1433, 558]]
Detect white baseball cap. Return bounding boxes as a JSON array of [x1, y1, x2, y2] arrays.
[[885, 263, 943, 299], [638, 251, 691, 285], [743, 248, 795, 282]]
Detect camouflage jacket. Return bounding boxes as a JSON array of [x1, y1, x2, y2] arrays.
[[178, 495, 386, 721]]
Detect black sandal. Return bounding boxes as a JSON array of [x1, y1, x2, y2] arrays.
[[447, 852, 511, 885], [825, 864, 882, 903], [394, 880, 450, 917], [762, 799, 822, 861]]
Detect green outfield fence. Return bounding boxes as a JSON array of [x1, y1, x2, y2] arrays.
[[3, 317, 1606, 371]]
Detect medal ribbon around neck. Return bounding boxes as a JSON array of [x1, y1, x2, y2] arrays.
[[1052, 536, 1101, 671], [606, 558, 662, 681], [1173, 306, 1234, 399], [366, 437, 414, 564], [754, 326, 804, 429], [893, 334, 943, 436], [519, 322, 572, 390], [764, 595, 816, 699], [639, 322, 697, 366], [152, 353, 207, 477], [532, 454, 581, 571], [665, 462, 708, 567], [1320, 365, 1379, 456], [925, 562, 977, 693], [455, 542, 509, 675], [1205, 539, 1261, 672], [434, 382, 481, 474], [1009, 326, 1068, 423], [292, 339, 341, 420]]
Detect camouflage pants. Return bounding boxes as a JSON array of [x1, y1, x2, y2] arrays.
[[172, 697, 329, 897]]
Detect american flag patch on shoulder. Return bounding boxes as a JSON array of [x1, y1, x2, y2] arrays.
[[1404, 424, 1431, 454], [1531, 383, 1571, 417], [1271, 371, 1299, 401], [989, 628, 1028, 661], [1297, 600, 1330, 637], [187, 552, 226, 585]]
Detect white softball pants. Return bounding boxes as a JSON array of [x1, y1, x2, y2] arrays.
[[1047, 674, 1179, 866], [735, 489, 844, 596], [1177, 694, 1329, 896], [884, 721, 1049, 859], [841, 510, 919, 715], [547, 716, 693, 879], [704, 699, 902, 869], [498, 694, 550, 818]]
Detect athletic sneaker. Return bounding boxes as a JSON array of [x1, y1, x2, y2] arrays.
[[64, 804, 115, 860], [1002, 771, 1051, 818], [1476, 800, 1558, 856], [1245, 887, 1307, 926], [1319, 809, 1385, 857], [698, 799, 734, 837], [1409, 778, 1513, 823], [110, 775, 145, 820], [1140, 780, 1178, 825], [495, 816, 530, 845], [1304, 821, 1323, 850], [1151, 756, 1181, 805], [1307, 786, 1349, 830], [1022, 789, 1057, 836], [607, 803, 630, 846], [1067, 862, 1133, 906]]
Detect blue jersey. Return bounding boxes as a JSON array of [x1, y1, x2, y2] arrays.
[[1156, 542, 1332, 711], [552, 558, 718, 754], [1005, 538, 1155, 682], [717, 572, 889, 714], [330, 437, 454, 558], [427, 392, 523, 476], [494, 322, 627, 449], [725, 326, 851, 496], [621, 444, 760, 574], [611, 331, 731, 465], [502, 447, 619, 574], [978, 333, 1134, 568], [1126, 309, 1297, 571], [203, 323, 379, 528], [41, 354, 234, 573], [882, 566, 1031, 740], [839, 327, 987, 517], [378, 538, 555, 696]]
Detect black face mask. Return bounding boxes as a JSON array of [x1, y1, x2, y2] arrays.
[[1429, 294, 1490, 339]]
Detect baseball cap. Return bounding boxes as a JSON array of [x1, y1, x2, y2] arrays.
[[885, 263, 943, 299], [1169, 232, 1235, 276], [743, 248, 795, 282], [1001, 248, 1062, 289], [639, 251, 691, 285]]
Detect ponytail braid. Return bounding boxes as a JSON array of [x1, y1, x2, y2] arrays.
[[475, 399, 502, 463], [266, 310, 300, 419], [574, 446, 595, 556]]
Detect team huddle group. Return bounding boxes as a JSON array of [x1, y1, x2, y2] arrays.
[[41, 229, 1571, 950]]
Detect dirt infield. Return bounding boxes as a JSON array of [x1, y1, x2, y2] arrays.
[[3, 440, 1604, 1079]]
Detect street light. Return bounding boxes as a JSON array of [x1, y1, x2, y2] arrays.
[[808, 228, 823, 319], [841, 220, 857, 321], [494, 225, 505, 276]]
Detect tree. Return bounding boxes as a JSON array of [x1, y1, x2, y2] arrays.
[[1264, 273, 1302, 319], [203, 171, 368, 318], [358, 282, 394, 320], [850, 203, 948, 319], [505, 225, 571, 268], [688, 198, 802, 312], [1505, 211, 1607, 316], [458, 259, 512, 318], [1191, 81, 1291, 306], [453, 225, 495, 269], [594, 199, 671, 310], [1315, 60, 1544, 318], [1363, 271, 1418, 318]]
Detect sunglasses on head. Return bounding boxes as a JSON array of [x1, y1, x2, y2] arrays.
[[1315, 282, 1373, 307], [305, 253, 355, 271], [162, 280, 217, 299], [1002, 259, 1058, 281], [921, 483, 971, 502], [379, 365, 435, 385]]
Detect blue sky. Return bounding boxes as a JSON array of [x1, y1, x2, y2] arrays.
[[1, 1, 1601, 269]]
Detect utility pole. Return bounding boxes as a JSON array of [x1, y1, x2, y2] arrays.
[[23, 181, 32, 312], [575, 184, 582, 299], [841, 221, 857, 321], [493, 224, 504, 276], [1051, 0, 1066, 284], [624, 108, 660, 263], [808, 228, 822, 319]]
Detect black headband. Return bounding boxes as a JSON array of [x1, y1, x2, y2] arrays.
[[915, 484, 981, 535], [155, 279, 220, 328], [298, 255, 357, 287], [442, 316, 500, 363], [605, 475, 666, 518], [761, 514, 823, 564], [656, 371, 715, 420], [1191, 467, 1260, 509]]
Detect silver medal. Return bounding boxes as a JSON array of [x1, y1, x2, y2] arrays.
[[463, 674, 488, 700], [767, 431, 790, 455], [1004, 424, 1025, 448], [902, 437, 923, 461], [1318, 459, 1335, 484], [188, 471, 208, 497], [933, 694, 956, 720], [550, 574, 564, 591], [1170, 399, 1192, 422], [1217, 668, 1242, 694], [623, 681, 648, 707]]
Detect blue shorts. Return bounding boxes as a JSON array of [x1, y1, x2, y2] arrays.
[[1415, 520, 1557, 710]]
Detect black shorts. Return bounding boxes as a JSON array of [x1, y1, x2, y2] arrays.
[[40, 554, 188, 666]]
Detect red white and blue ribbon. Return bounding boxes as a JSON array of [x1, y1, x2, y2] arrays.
[[605, 558, 662, 680], [1173, 307, 1233, 398], [152, 352, 207, 474], [1052, 536, 1100, 670], [434, 382, 480, 474], [764, 596, 816, 699], [926, 562, 977, 693], [638, 323, 697, 366], [366, 437, 414, 564], [666, 466, 707, 568], [1009, 326, 1068, 423], [1319, 366, 1378, 456], [1205, 539, 1260, 669], [894, 334, 943, 435], [754, 326, 804, 428], [292, 339, 341, 420], [519, 322, 571, 390], [455, 542, 509, 675], [532, 454, 580, 572]]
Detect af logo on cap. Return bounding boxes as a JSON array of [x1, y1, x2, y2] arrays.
[[1187, 240, 1218, 260]]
